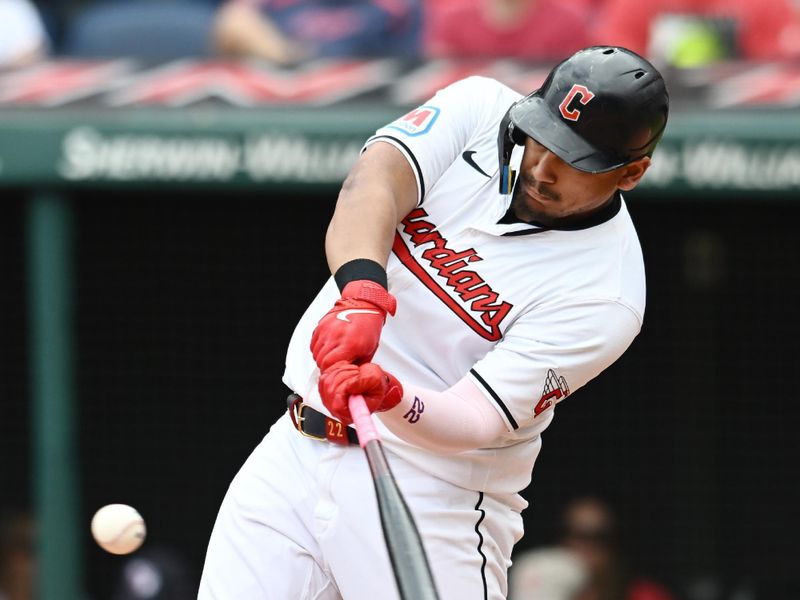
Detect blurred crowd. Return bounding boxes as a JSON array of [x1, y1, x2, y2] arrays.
[[0, 511, 35, 600], [508, 496, 676, 600], [2, 0, 800, 70]]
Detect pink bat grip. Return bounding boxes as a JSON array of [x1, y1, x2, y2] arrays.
[[349, 394, 381, 447]]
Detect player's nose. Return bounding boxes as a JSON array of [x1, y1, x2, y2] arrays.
[[529, 147, 558, 184]]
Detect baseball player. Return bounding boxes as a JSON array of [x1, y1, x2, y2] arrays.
[[199, 46, 669, 600]]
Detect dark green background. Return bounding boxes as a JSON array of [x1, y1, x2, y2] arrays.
[[2, 185, 799, 598], [2, 78, 799, 599]]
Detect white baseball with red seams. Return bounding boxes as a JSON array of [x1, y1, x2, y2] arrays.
[[199, 76, 646, 600], [91, 503, 146, 555]]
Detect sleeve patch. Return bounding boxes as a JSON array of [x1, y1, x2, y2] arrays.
[[385, 105, 441, 137], [534, 369, 570, 417]]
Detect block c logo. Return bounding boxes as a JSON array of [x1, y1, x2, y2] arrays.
[[558, 84, 595, 122]]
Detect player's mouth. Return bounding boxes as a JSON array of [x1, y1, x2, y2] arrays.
[[522, 181, 559, 203]]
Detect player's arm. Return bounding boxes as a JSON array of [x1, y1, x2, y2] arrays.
[[379, 378, 507, 454], [319, 362, 507, 454], [325, 141, 418, 273], [310, 142, 418, 371]]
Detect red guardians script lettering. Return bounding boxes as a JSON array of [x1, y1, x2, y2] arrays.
[[392, 208, 512, 341]]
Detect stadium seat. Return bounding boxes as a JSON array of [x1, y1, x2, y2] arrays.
[[62, 0, 215, 60]]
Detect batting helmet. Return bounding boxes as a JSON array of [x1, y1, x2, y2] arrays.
[[498, 46, 669, 192]]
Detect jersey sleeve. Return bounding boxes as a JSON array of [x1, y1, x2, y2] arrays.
[[468, 299, 642, 432], [364, 76, 513, 205]]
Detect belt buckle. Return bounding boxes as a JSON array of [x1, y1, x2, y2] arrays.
[[289, 396, 326, 442]]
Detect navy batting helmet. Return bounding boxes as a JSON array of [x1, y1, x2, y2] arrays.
[[498, 46, 669, 193]]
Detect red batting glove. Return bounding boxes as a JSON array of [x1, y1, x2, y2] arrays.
[[318, 361, 403, 424], [310, 280, 397, 372]]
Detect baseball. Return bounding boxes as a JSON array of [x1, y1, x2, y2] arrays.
[[90, 504, 146, 555]]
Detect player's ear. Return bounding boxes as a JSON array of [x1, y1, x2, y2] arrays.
[[616, 157, 650, 191]]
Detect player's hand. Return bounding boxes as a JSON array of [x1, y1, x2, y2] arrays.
[[318, 361, 403, 424], [310, 280, 397, 372]]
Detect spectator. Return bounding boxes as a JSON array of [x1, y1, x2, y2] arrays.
[[0, 0, 49, 69], [60, 0, 216, 60], [0, 511, 35, 600], [424, 0, 593, 60], [593, 0, 800, 66], [509, 547, 588, 600], [510, 496, 676, 600], [563, 496, 675, 600], [212, 0, 422, 65]]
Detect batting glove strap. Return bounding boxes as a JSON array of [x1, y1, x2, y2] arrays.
[[341, 280, 397, 316]]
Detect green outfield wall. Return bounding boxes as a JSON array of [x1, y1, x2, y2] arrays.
[[1, 108, 800, 196]]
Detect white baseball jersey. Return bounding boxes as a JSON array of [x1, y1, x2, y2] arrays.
[[202, 75, 648, 600], [283, 75, 645, 496]]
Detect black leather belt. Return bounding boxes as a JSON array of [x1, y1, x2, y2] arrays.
[[287, 393, 359, 446]]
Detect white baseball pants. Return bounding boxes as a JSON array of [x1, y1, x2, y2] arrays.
[[198, 412, 524, 600]]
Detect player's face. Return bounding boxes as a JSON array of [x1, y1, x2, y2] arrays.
[[511, 137, 650, 226]]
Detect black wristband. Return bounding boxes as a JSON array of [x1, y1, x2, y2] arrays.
[[334, 259, 388, 292]]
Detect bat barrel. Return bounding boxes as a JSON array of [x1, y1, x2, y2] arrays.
[[371, 453, 440, 600], [349, 395, 441, 600]]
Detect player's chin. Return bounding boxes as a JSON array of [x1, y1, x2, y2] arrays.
[[510, 190, 563, 225], [522, 199, 564, 223]]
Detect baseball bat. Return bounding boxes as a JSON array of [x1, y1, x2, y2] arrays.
[[348, 394, 440, 600]]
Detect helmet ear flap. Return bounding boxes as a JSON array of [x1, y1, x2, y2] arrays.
[[497, 102, 527, 194], [510, 124, 528, 146]]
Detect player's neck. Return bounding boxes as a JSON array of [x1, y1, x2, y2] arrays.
[[500, 192, 621, 230]]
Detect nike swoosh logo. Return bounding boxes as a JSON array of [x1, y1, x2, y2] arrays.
[[462, 150, 491, 178], [337, 309, 381, 322]]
